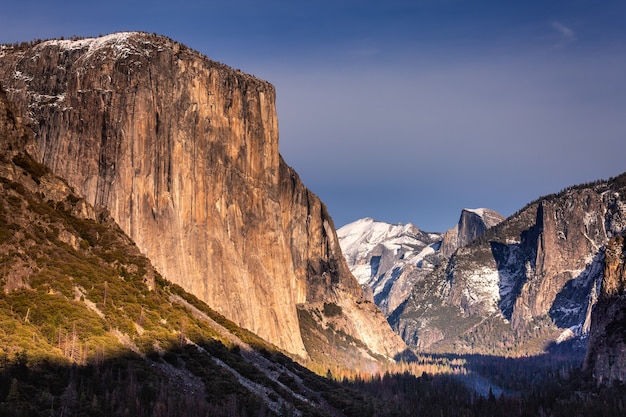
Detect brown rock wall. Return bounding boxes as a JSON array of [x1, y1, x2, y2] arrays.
[[0, 33, 405, 360]]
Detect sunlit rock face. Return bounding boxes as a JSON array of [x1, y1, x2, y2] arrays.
[[585, 234, 626, 385], [0, 32, 406, 361]]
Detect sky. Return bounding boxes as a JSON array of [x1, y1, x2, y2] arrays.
[[1, 1, 625, 232]]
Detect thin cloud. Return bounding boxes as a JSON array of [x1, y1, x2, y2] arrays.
[[551, 21, 577, 47]]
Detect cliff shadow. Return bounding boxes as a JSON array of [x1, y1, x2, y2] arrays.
[[490, 241, 527, 320], [549, 249, 605, 330], [411, 345, 586, 398], [373, 267, 403, 307], [490, 204, 544, 320]]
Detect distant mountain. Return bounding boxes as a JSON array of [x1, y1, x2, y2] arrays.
[[338, 208, 502, 317], [391, 176, 626, 354], [338, 218, 442, 316], [0, 32, 407, 366], [440, 208, 505, 258]]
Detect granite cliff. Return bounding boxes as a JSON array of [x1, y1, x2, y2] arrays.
[[0, 86, 398, 415], [440, 208, 505, 258], [0, 32, 406, 363], [584, 233, 626, 384]]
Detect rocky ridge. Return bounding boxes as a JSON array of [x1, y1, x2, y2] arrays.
[[0, 32, 407, 364]]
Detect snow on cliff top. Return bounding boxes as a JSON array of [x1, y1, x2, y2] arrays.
[[464, 208, 488, 217], [40, 32, 138, 50], [37, 32, 152, 61], [463, 207, 505, 228], [30, 32, 268, 85]]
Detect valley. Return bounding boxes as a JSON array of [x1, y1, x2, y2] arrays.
[[0, 32, 625, 416]]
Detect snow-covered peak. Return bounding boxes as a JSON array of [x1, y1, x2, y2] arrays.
[[338, 218, 443, 315], [338, 218, 423, 262], [338, 218, 441, 283]]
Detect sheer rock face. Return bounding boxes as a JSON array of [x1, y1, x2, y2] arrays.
[[0, 33, 405, 360], [585, 234, 626, 384], [0, 85, 31, 156], [507, 196, 607, 332], [440, 208, 505, 258], [459, 188, 624, 330]]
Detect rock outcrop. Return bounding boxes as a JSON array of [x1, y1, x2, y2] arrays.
[[0, 32, 406, 362], [584, 234, 626, 384], [440, 208, 505, 258], [392, 179, 626, 354]]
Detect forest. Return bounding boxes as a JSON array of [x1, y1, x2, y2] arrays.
[[1, 339, 625, 416]]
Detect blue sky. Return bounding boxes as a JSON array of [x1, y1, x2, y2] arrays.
[[2, 1, 625, 232]]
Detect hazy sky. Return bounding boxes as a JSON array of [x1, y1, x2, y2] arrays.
[[2, 1, 625, 231]]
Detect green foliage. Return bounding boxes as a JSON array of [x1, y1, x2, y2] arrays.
[[167, 282, 275, 351]]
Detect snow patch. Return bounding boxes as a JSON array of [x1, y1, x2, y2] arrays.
[[556, 328, 576, 344], [37, 32, 151, 62], [464, 267, 501, 313], [13, 71, 33, 82], [464, 208, 488, 217], [407, 243, 437, 265]]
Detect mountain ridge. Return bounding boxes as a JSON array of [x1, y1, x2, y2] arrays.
[[392, 174, 626, 354]]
